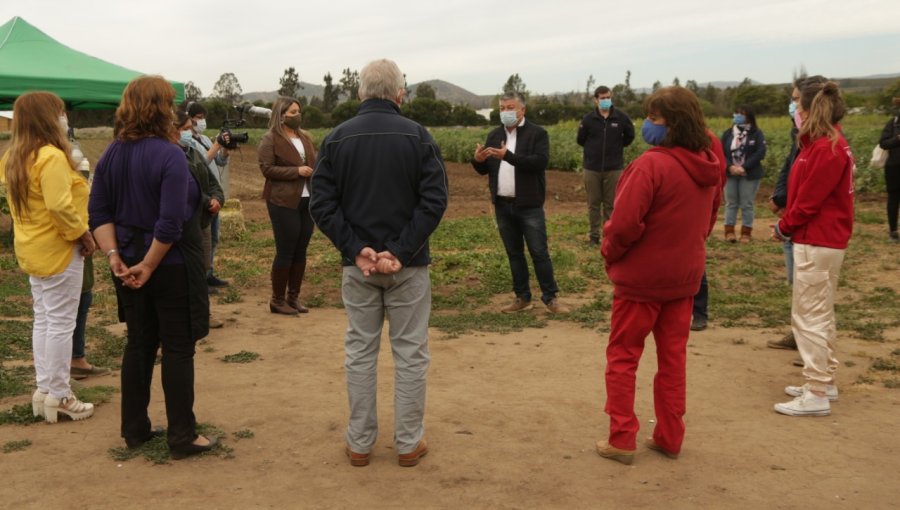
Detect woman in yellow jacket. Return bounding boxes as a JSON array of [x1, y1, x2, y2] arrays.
[[0, 92, 96, 423]]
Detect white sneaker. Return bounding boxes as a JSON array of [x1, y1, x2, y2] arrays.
[[774, 389, 830, 417], [44, 393, 94, 423], [32, 389, 48, 418], [785, 383, 838, 401]]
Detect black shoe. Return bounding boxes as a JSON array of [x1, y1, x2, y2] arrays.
[[207, 275, 229, 287], [125, 426, 166, 449], [170, 435, 218, 460], [690, 317, 707, 331]]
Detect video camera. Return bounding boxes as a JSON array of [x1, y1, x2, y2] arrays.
[[217, 104, 272, 149]]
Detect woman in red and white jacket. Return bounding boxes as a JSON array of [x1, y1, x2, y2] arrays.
[[773, 80, 854, 417]]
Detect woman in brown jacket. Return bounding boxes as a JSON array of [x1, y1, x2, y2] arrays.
[[258, 97, 317, 315]]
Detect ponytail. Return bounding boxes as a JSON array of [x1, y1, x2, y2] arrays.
[[798, 81, 846, 149]]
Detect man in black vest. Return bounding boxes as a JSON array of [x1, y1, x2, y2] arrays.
[[472, 91, 569, 314]]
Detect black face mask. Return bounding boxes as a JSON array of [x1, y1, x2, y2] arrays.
[[283, 114, 302, 130]]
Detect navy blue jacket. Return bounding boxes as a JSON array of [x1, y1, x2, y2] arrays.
[[309, 99, 448, 267], [472, 120, 549, 208], [720, 126, 767, 181], [771, 125, 798, 208], [879, 116, 900, 168], [576, 107, 635, 171]]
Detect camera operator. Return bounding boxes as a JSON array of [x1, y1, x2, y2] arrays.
[[185, 101, 231, 290]]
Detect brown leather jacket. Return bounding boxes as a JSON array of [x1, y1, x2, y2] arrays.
[[258, 130, 317, 208]]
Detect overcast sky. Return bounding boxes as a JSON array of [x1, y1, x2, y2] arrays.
[[3, 1, 899, 97]]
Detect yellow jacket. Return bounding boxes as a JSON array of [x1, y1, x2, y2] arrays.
[[0, 145, 89, 276]]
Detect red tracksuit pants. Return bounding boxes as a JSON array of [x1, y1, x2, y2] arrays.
[[604, 295, 691, 453]]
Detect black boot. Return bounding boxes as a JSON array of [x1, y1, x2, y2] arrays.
[[287, 262, 308, 313]]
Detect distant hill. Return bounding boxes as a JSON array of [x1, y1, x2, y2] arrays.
[[240, 73, 899, 107], [409, 79, 493, 108], [243, 81, 325, 104]]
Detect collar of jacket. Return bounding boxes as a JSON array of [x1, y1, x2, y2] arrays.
[[591, 106, 620, 121], [358, 98, 402, 115]]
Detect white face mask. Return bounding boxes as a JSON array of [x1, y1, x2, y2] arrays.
[[195, 118, 207, 132], [59, 115, 69, 136], [500, 110, 519, 127]]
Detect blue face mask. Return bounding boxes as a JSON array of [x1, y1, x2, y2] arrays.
[[641, 118, 668, 146], [598, 98, 612, 110], [733, 114, 747, 125], [500, 110, 519, 127], [179, 130, 193, 147], [788, 102, 797, 117]]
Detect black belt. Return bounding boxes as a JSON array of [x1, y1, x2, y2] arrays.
[[495, 196, 516, 203]]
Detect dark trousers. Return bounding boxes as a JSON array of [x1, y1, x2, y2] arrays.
[[116, 264, 198, 448], [887, 190, 900, 233], [494, 199, 559, 304], [72, 290, 92, 359], [267, 198, 314, 269], [692, 271, 708, 321]]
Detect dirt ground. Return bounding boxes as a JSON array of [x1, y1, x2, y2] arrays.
[[1, 150, 899, 509]]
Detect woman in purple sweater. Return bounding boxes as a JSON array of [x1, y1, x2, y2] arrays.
[[89, 76, 216, 459]]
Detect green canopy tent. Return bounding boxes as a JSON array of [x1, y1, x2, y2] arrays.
[[0, 16, 184, 110]]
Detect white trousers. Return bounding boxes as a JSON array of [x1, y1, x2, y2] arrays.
[[791, 243, 844, 392], [30, 247, 83, 398]]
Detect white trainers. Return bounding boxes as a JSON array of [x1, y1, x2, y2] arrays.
[[44, 393, 94, 423], [785, 383, 838, 402], [774, 388, 830, 417], [32, 389, 48, 418]]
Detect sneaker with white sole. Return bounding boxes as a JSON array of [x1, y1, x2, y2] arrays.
[[32, 389, 48, 418], [785, 383, 838, 402], [774, 389, 830, 417], [44, 393, 94, 423]]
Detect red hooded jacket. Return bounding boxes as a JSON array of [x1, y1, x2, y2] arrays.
[[602, 144, 723, 302], [777, 130, 854, 249]]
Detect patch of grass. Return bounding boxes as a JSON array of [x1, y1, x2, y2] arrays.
[[217, 287, 242, 304], [567, 293, 612, 326], [221, 351, 260, 363], [83, 324, 125, 371], [884, 379, 900, 389], [232, 429, 254, 440], [0, 403, 42, 426], [0, 365, 33, 400], [871, 357, 899, 373], [108, 422, 231, 464], [0, 320, 34, 360], [3, 439, 31, 453], [75, 385, 117, 405], [430, 312, 547, 338]]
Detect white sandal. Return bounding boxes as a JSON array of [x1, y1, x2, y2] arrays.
[[32, 389, 48, 418], [44, 394, 94, 423]]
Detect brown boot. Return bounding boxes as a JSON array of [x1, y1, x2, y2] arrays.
[[286, 263, 309, 313], [270, 266, 298, 315], [740, 226, 752, 243], [724, 225, 736, 243]]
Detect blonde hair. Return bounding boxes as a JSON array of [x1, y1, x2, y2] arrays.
[[798, 80, 846, 149], [2, 92, 74, 220]]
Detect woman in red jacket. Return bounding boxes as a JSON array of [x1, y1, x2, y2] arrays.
[[773, 81, 853, 417], [596, 87, 722, 464]]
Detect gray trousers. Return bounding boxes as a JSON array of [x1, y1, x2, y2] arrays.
[[584, 169, 623, 240], [341, 265, 431, 454]]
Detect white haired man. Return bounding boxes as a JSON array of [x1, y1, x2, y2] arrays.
[[310, 58, 448, 467]]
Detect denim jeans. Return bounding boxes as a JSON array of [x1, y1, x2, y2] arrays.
[[494, 200, 559, 304], [724, 177, 762, 227], [692, 271, 708, 321], [783, 238, 794, 285], [208, 214, 220, 277]]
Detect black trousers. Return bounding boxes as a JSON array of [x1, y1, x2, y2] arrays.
[[267, 198, 314, 268], [116, 263, 198, 448], [886, 165, 900, 232]]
